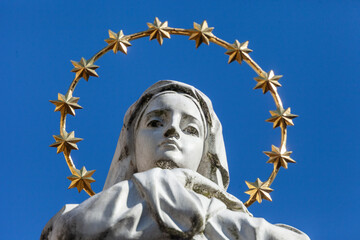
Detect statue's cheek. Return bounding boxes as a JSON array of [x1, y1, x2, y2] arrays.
[[181, 137, 204, 170]]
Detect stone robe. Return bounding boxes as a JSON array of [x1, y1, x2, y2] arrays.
[[41, 168, 309, 240]]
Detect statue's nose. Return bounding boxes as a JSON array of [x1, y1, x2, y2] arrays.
[[164, 126, 180, 139]]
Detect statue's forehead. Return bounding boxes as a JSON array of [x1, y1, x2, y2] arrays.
[[143, 93, 203, 120]]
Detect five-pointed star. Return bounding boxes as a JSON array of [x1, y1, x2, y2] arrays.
[[189, 20, 214, 48], [71, 57, 99, 81], [146, 17, 171, 45], [49, 92, 82, 116], [266, 107, 298, 129], [67, 166, 96, 193], [245, 178, 273, 203], [225, 40, 252, 64], [264, 145, 296, 169], [254, 70, 282, 94], [105, 30, 131, 54], [49, 131, 83, 154]]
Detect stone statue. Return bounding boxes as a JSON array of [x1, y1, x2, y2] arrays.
[[41, 80, 310, 240]]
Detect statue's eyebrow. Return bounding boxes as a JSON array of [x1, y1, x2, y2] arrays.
[[144, 109, 168, 122], [144, 108, 202, 130], [182, 112, 201, 126]]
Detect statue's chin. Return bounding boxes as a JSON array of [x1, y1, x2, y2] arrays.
[[155, 160, 179, 169]]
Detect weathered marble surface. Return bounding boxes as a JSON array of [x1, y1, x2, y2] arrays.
[[42, 81, 310, 240], [42, 168, 309, 239]]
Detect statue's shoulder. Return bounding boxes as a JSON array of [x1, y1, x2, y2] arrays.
[[275, 224, 310, 239], [40, 204, 78, 240]]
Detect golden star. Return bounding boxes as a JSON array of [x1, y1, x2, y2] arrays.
[[71, 57, 99, 81], [67, 166, 96, 193], [49, 92, 82, 116], [146, 17, 171, 45], [266, 107, 298, 129], [105, 30, 131, 54], [49, 131, 83, 154], [245, 178, 273, 203], [225, 40, 252, 64], [189, 20, 214, 48], [254, 70, 282, 94], [264, 145, 296, 169]]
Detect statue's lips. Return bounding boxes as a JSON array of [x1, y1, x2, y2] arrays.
[[159, 139, 181, 150]]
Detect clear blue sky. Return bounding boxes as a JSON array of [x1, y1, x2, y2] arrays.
[[1, 0, 359, 239]]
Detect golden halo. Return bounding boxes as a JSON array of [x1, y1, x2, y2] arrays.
[[50, 17, 298, 207]]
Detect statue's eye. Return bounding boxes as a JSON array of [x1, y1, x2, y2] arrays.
[[184, 126, 199, 137], [147, 120, 163, 128]]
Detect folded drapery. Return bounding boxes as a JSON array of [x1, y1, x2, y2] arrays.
[[41, 168, 309, 240]]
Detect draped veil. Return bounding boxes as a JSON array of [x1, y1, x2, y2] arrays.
[[103, 80, 230, 190]]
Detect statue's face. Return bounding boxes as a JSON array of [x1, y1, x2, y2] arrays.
[[135, 93, 205, 172]]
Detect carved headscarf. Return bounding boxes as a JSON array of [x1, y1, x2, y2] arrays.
[[103, 80, 230, 190]]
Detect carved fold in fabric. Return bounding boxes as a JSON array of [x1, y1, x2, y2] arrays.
[[41, 168, 309, 240]]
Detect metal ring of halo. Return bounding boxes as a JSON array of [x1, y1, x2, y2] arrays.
[[50, 17, 298, 207]]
